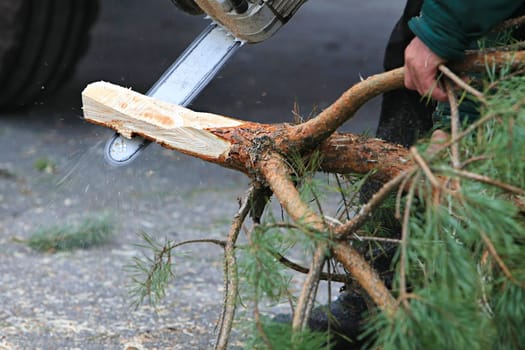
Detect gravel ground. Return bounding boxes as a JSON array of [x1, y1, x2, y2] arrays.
[[0, 0, 404, 348]]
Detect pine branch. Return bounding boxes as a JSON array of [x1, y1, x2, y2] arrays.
[[479, 231, 523, 288], [432, 166, 525, 196], [271, 251, 349, 283], [445, 79, 462, 170], [332, 241, 396, 312], [82, 40, 525, 348], [256, 152, 331, 330], [351, 233, 401, 244], [258, 153, 395, 314], [253, 293, 274, 350], [410, 148, 441, 190], [292, 243, 327, 331], [439, 65, 486, 103], [216, 186, 255, 350], [169, 238, 227, 248], [335, 168, 415, 239], [399, 173, 420, 309]]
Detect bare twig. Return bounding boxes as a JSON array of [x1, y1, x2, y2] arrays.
[[216, 187, 255, 350], [258, 153, 327, 232], [336, 168, 415, 239], [168, 238, 227, 249], [258, 153, 394, 321], [479, 231, 523, 288], [399, 173, 420, 308], [432, 167, 525, 196], [257, 153, 332, 330], [326, 260, 333, 349], [271, 251, 349, 283], [439, 65, 486, 103], [410, 147, 441, 189], [293, 244, 327, 330], [254, 289, 273, 350], [444, 80, 462, 170], [351, 233, 401, 244], [335, 174, 352, 221], [304, 259, 322, 331], [460, 155, 493, 169], [395, 171, 412, 220]]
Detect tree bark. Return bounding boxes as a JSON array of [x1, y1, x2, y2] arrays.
[[83, 82, 413, 181]]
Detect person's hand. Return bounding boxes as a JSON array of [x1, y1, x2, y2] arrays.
[[404, 36, 447, 102]]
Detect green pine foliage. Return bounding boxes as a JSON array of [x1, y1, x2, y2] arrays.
[[239, 225, 294, 303], [366, 74, 525, 349], [243, 317, 333, 350], [126, 55, 525, 350], [127, 231, 180, 307]]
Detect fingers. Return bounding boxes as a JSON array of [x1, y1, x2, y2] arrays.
[[404, 37, 448, 102]]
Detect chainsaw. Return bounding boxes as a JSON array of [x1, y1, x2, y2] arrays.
[[104, 0, 308, 166]]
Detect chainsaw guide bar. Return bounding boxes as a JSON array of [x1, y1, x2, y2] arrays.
[[104, 23, 242, 166]]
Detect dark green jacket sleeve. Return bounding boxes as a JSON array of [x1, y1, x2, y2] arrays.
[[408, 1, 525, 60]]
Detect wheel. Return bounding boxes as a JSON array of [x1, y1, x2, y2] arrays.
[[0, 0, 99, 110]]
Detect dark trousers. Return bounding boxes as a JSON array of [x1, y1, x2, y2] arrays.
[[376, 0, 434, 147]]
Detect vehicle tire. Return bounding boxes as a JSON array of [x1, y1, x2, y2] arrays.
[[0, 0, 99, 110]]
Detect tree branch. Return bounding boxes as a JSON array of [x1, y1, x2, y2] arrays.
[[445, 80, 462, 170], [258, 153, 395, 315], [272, 251, 349, 283], [332, 241, 396, 312], [216, 186, 254, 350], [335, 168, 415, 239], [432, 167, 525, 196], [287, 68, 405, 150], [255, 152, 329, 329], [293, 243, 327, 331], [480, 231, 523, 288], [439, 65, 486, 103]]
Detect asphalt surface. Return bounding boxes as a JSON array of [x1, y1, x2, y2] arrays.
[[0, 1, 405, 348]]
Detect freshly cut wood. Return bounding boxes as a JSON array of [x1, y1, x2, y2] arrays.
[[82, 81, 243, 160], [82, 81, 413, 180]]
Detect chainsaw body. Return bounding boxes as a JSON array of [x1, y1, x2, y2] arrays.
[[103, 0, 308, 165], [190, 0, 308, 42]]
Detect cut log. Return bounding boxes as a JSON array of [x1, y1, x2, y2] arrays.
[[82, 81, 243, 161], [82, 81, 412, 180]]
